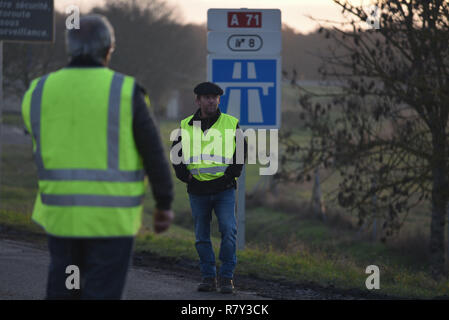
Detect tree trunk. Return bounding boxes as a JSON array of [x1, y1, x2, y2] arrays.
[[430, 188, 446, 277], [311, 168, 326, 221], [430, 183, 446, 277], [430, 132, 448, 278]]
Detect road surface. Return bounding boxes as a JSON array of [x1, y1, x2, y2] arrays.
[[0, 239, 269, 300]]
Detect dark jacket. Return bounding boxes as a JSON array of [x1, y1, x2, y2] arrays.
[[67, 56, 174, 210], [171, 108, 247, 195]]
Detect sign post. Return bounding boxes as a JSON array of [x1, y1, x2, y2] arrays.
[[207, 8, 281, 249], [0, 40, 3, 200], [0, 0, 54, 205]]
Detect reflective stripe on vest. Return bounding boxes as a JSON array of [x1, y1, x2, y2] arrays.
[[189, 166, 228, 175], [40, 194, 144, 207], [180, 113, 238, 181], [185, 155, 233, 164]]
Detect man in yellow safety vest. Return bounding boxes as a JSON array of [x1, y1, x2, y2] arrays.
[[22, 15, 174, 299], [171, 82, 246, 294]]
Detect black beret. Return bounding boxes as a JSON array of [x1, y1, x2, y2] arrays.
[[194, 82, 224, 96]]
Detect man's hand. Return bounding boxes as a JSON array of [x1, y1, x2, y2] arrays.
[[153, 208, 174, 234]]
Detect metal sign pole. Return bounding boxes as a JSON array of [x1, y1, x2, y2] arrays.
[[237, 164, 246, 250], [0, 41, 3, 207]]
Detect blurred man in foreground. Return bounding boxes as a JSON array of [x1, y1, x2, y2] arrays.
[[21, 15, 174, 299]]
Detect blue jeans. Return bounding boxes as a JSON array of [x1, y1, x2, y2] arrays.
[[46, 236, 134, 300], [189, 188, 237, 279]]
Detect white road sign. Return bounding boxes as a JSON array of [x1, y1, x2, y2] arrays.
[[207, 8, 281, 129], [208, 9, 281, 31], [207, 31, 281, 55]]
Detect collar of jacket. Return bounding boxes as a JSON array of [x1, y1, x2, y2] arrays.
[[188, 108, 221, 127], [66, 55, 105, 68]]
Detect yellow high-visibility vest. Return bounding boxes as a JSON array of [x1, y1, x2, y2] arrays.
[[180, 113, 238, 181], [22, 67, 146, 237]]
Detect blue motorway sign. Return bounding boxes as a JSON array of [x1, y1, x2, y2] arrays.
[[207, 55, 281, 129]]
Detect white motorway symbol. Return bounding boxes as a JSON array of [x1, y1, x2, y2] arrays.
[[215, 61, 274, 123]]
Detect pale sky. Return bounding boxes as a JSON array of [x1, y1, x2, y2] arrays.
[[56, 0, 368, 34]]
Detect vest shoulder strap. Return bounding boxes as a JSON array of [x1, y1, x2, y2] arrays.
[[181, 114, 194, 128]]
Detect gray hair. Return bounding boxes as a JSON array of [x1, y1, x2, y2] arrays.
[[66, 14, 115, 62]]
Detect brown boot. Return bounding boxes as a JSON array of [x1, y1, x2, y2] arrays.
[[197, 277, 217, 292], [219, 278, 235, 294]]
